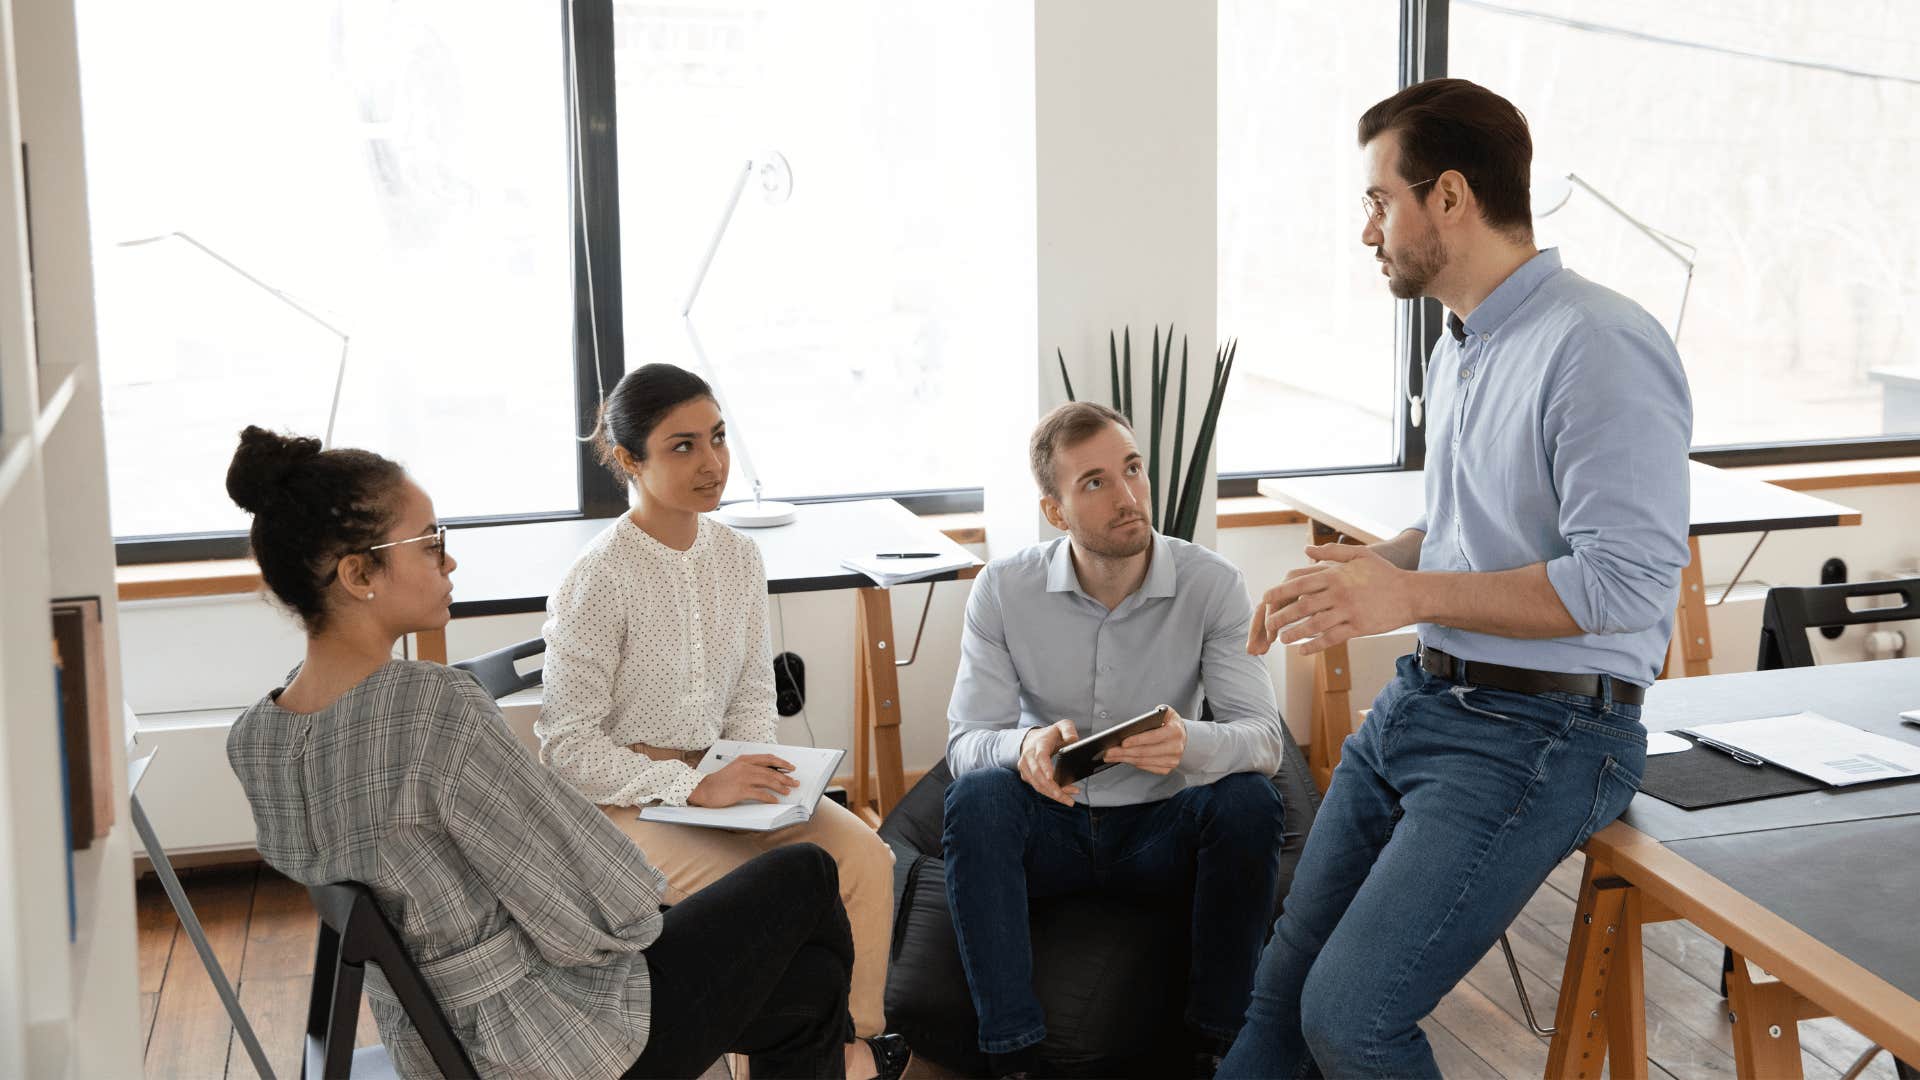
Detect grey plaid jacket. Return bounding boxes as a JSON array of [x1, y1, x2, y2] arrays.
[[228, 660, 669, 1079]]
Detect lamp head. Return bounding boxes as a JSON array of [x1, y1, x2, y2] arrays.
[[1531, 170, 1573, 218], [756, 151, 793, 204]]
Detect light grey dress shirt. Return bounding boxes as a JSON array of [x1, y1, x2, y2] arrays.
[[946, 531, 1285, 806], [1413, 248, 1693, 686], [228, 661, 669, 1079]]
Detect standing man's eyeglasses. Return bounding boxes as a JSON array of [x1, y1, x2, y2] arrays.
[[1361, 177, 1437, 224], [368, 525, 449, 570]]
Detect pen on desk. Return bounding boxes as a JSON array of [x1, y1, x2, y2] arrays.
[[876, 552, 939, 558], [1684, 732, 1764, 767]]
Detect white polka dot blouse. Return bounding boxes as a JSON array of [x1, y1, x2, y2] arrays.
[[538, 514, 779, 807]]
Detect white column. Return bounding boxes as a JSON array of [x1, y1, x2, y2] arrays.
[[986, 0, 1219, 554]]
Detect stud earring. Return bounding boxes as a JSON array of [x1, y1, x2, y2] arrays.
[[366, 592, 376, 600]]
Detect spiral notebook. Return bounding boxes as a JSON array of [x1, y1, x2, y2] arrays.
[[637, 741, 845, 832]]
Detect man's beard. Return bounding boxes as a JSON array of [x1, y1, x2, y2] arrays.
[[1074, 515, 1152, 559], [1381, 224, 1447, 300]]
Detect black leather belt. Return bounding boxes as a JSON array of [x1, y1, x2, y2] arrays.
[[1418, 645, 1646, 706]]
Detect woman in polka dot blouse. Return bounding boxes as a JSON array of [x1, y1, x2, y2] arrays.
[[539, 363, 899, 1040]]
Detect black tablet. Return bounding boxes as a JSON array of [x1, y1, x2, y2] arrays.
[[1052, 705, 1170, 787]]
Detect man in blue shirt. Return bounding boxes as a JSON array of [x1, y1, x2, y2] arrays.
[[944, 401, 1290, 1077], [1220, 79, 1691, 1079]]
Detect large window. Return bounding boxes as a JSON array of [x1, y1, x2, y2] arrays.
[[608, 0, 1031, 503], [1452, 0, 1920, 454], [1217, 0, 1404, 478], [79, 0, 577, 546]]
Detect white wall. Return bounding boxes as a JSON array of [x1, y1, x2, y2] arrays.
[[990, 0, 1219, 553]]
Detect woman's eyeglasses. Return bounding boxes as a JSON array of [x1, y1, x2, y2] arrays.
[[367, 525, 448, 570]]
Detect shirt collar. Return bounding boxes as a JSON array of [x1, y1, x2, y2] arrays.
[[1446, 247, 1562, 343], [620, 512, 712, 559], [1044, 531, 1178, 601]]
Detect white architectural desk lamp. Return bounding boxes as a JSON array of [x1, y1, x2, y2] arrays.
[[682, 152, 797, 528], [116, 231, 350, 448], [1533, 171, 1697, 347]]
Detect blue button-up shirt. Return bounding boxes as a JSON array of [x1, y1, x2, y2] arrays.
[[946, 532, 1285, 806], [1413, 248, 1692, 686]]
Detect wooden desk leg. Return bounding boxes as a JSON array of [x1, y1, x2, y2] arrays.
[[1307, 521, 1353, 791], [1666, 536, 1712, 679], [1725, 952, 1811, 1079], [1604, 888, 1648, 1080], [1546, 857, 1642, 1080], [849, 600, 878, 826], [416, 627, 448, 665], [852, 587, 906, 823]]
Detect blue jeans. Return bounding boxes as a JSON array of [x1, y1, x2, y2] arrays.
[[941, 768, 1286, 1057], [1219, 654, 1646, 1079]]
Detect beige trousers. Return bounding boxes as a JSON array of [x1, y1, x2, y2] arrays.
[[601, 797, 896, 1036]]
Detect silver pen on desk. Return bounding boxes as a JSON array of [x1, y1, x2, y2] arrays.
[[1681, 730, 1764, 767]]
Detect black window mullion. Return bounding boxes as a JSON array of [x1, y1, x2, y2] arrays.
[[1395, 0, 1447, 473], [568, 0, 628, 519]]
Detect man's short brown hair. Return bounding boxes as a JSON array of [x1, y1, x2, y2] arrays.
[[1029, 401, 1130, 499], [1358, 78, 1533, 236]]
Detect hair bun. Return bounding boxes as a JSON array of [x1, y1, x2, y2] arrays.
[[226, 425, 323, 515]]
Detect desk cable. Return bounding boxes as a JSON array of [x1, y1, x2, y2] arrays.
[[773, 595, 818, 747]]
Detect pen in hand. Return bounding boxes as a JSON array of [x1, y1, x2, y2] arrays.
[[875, 552, 939, 558]]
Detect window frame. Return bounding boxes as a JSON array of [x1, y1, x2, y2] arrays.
[[111, 0, 980, 566], [1217, 0, 1447, 498], [1218, 0, 1920, 498]]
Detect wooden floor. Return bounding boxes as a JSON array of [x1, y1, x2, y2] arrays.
[[137, 855, 1902, 1079]]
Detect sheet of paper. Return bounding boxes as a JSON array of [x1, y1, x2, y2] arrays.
[[1688, 712, 1920, 786], [1646, 731, 1690, 756], [841, 549, 977, 588]]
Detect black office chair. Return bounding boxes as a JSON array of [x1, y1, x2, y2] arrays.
[[1755, 577, 1920, 671], [304, 882, 477, 1080], [1732, 577, 1920, 1079], [450, 636, 545, 700]]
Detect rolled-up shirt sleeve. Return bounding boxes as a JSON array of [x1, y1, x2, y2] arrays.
[[1541, 323, 1693, 637], [945, 565, 1031, 776], [1179, 566, 1285, 783]]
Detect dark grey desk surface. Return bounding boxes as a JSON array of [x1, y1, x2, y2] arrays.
[[1622, 657, 1920, 842], [1623, 659, 1920, 1012], [1257, 460, 1859, 545], [445, 499, 980, 618], [1668, 815, 1920, 1001]]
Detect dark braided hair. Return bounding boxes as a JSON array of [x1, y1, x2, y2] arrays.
[[225, 425, 407, 632], [590, 363, 716, 479]]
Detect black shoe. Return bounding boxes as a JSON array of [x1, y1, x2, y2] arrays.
[[862, 1033, 912, 1080]]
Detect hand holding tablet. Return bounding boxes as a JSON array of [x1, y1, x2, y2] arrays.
[[1052, 705, 1180, 786]]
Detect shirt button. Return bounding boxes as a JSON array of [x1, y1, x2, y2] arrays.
[[1461, 368, 1472, 379], [1100, 711, 1110, 719], [1481, 332, 1491, 341]]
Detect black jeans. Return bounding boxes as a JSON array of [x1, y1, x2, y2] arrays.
[[624, 843, 856, 1079]]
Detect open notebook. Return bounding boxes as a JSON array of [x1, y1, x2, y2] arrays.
[[637, 740, 845, 832]]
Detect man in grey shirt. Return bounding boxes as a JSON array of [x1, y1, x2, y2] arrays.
[[943, 401, 1290, 1077]]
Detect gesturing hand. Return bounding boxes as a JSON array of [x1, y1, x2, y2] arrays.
[[1018, 719, 1082, 806], [1100, 709, 1187, 775], [688, 753, 799, 808], [1247, 542, 1417, 657]]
